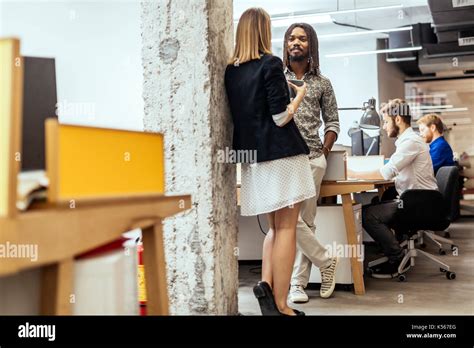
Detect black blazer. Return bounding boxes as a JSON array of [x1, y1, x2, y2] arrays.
[[225, 54, 309, 163]]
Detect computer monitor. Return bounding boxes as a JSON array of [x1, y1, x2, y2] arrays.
[[351, 129, 364, 156], [350, 129, 380, 156], [21, 57, 58, 171], [363, 134, 380, 156]]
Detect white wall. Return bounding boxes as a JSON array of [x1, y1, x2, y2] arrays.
[[376, 39, 403, 157], [0, 0, 143, 131], [320, 40, 379, 146]]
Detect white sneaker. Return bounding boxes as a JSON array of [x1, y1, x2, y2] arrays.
[[320, 257, 339, 299], [288, 284, 309, 303]]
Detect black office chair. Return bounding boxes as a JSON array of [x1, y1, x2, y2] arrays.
[[367, 170, 458, 281], [419, 166, 459, 252], [439, 166, 461, 227]]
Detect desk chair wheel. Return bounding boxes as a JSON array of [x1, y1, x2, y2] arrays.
[[444, 231, 451, 238], [438, 249, 446, 256], [440, 268, 447, 273], [398, 274, 407, 282], [446, 271, 456, 280]]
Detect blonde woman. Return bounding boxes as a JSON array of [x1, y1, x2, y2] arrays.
[[225, 8, 315, 316]]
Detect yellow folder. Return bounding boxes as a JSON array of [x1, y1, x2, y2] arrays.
[[47, 120, 165, 202]]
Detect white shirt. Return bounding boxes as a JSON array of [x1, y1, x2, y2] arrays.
[[380, 127, 438, 195]]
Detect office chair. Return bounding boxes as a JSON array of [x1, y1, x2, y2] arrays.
[[368, 186, 456, 281], [419, 166, 459, 254]]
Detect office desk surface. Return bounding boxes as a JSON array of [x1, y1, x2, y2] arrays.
[[320, 180, 394, 198]]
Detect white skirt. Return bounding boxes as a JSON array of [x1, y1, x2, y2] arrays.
[[240, 154, 316, 216]]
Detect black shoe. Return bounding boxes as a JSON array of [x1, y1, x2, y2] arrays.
[[253, 281, 280, 316], [279, 308, 306, 316], [369, 258, 402, 276]]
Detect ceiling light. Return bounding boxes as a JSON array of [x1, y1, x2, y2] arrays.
[[271, 26, 413, 43], [236, 4, 404, 26], [415, 105, 454, 110], [270, 4, 403, 21], [425, 107, 468, 113], [320, 26, 412, 39], [272, 14, 333, 27], [405, 94, 447, 99], [325, 46, 422, 58]]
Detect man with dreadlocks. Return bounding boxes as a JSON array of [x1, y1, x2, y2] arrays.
[[283, 23, 341, 303]]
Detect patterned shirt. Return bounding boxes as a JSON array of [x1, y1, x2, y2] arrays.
[[284, 67, 340, 159]]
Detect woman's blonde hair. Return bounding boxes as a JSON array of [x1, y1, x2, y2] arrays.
[[229, 7, 272, 65]]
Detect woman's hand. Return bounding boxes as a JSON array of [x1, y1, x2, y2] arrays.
[[288, 81, 307, 98], [284, 81, 307, 125]]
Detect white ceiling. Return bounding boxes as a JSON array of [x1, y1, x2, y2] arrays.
[[234, 0, 433, 38], [234, 0, 433, 57], [234, 0, 430, 17]]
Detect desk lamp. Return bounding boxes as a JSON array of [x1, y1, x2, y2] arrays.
[[339, 97, 381, 129], [341, 98, 381, 156]]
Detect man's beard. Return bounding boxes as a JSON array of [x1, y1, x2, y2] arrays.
[[424, 132, 433, 143], [388, 123, 400, 138], [289, 53, 307, 62]]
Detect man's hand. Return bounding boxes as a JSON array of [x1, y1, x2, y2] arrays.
[[323, 146, 330, 158], [323, 131, 337, 159]]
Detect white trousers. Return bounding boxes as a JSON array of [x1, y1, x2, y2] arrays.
[[291, 155, 331, 287]]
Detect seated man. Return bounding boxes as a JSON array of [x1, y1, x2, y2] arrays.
[[417, 113, 455, 174], [348, 99, 438, 276]]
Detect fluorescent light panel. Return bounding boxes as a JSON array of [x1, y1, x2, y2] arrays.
[[272, 14, 333, 27], [414, 105, 454, 110], [271, 26, 413, 43], [406, 94, 447, 99], [424, 107, 468, 113], [325, 46, 422, 58], [271, 4, 403, 20], [235, 4, 404, 25]]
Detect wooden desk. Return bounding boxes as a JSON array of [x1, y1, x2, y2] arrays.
[[320, 179, 394, 295]]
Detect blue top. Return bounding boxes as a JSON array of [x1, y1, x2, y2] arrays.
[[430, 136, 455, 174]]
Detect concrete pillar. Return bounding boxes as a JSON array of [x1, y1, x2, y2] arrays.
[[140, 0, 238, 314]]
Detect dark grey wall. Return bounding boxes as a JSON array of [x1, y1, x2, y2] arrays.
[[377, 39, 406, 158]]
